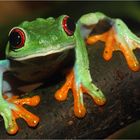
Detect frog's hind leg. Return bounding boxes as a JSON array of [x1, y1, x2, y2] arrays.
[[87, 19, 140, 71], [87, 28, 115, 61], [117, 44, 139, 71]]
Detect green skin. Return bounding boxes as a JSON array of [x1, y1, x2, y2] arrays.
[[0, 12, 140, 134]]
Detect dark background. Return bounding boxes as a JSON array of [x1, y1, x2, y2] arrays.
[[1, 1, 140, 45]]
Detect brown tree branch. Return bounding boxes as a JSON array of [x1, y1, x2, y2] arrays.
[[0, 42, 140, 138]]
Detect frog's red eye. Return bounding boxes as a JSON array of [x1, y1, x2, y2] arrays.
[[62, 16, 76, 36], [9, 28, 25, 49]]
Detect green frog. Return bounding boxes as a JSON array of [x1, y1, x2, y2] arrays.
[[0, 12, 140, 134]]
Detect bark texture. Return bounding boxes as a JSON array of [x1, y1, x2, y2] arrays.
[[0, 42, 140, 139]]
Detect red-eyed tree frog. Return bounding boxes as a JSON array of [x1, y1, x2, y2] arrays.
[[0, 12, 140, 134]]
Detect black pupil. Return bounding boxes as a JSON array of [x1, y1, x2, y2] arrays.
[[9, 31, 21, 47], [67, 17, 75, 33]]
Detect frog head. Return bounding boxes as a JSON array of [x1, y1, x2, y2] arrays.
[[6, 15, 76, 61]]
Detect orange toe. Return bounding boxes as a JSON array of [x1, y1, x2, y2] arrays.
[[5, 95, 40, 134]]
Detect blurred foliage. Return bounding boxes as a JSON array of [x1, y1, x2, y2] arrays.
[[107, 120, 140, 139], [0, 1, 140, 138], [1, 2, 140, 33], [1, 1, 140, 48]]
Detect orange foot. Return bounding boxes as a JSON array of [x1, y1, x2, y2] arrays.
[[87, 27, 140, 71], [55, 69, 106, 118], [2, 95, 40, 134]]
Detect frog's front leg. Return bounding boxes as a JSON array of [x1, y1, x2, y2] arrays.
[[55, 68, 106, 118], [55, 69, 86, 117], [0, 59, 40, 134], [55, 24, 106, 117]]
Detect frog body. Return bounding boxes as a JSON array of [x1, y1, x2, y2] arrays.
[[9, 50, 71, 82], [0, 12, 140, 134]]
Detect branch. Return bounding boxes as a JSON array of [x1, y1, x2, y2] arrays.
[[1, 42, 140, 139]]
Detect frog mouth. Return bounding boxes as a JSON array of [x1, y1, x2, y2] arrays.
[[11, 44, 75, 61]]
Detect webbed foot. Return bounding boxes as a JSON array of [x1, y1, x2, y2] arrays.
[[87, 19, 140, 71], [1, 95, 40, 134], [55, 69, 106, 118]]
